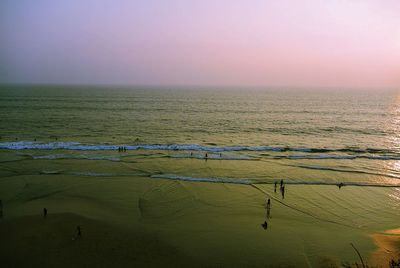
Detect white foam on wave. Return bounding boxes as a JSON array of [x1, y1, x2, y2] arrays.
[[0, 141, 313, 152], [169, 153, 256, 161], [150, 174, 400, 187], [151, 174, 254, 185], [289, 154, 356, 160], [68, 171, 148, 177], [1, 141, 400, 160], [289, 154, 400, 160], [32, 154, 120, 161], [40, 170, 62, 174]]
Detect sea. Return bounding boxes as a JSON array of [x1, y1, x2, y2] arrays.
[[0, 85, 399, 266]]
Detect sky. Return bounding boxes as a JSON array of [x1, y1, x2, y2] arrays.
[[0, 0, 399, 88]]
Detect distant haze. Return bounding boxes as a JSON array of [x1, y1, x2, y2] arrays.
[[0, 0, 399, 88]]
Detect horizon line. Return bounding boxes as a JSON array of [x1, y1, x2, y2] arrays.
[[0, 82, 398, 91]]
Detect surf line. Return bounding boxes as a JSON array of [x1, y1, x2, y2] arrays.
[[250, 184, 358, 229], [150, 174, 400, 188]]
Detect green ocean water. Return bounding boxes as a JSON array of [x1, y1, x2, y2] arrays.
[[0, 85, 399, 267]]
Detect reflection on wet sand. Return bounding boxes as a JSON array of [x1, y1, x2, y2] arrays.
[[370, 228, 400, 266]]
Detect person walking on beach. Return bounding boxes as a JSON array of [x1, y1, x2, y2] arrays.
[[76, 225, 82, 238], [43, 208, 48, 218]]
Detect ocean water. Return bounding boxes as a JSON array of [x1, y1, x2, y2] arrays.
[[1, 85, 399, 266]]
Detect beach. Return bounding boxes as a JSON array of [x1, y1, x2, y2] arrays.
[[0, 213, 197, 267], [0, 87, 399, 267]]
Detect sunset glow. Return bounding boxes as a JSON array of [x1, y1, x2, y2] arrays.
[[1, 0, 399, 87]]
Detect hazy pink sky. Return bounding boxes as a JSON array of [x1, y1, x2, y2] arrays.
[[0, 0, 399, 88]]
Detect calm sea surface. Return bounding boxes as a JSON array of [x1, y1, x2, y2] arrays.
[[0, 85, 399, 266]]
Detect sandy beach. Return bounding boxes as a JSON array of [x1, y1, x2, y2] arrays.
[[0, 213, 196, 268], [0, 88, 399, 267], [370, 229, 400, 267]]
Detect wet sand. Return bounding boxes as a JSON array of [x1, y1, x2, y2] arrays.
[[370, 228, 400, 267], [0, 213, 196, 268]]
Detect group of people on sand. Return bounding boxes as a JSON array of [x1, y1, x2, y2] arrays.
[[118, 146, 127, 152], [274, 179, 285, 199], [262, 180, 287, 230], [42, 208, 81, 239]]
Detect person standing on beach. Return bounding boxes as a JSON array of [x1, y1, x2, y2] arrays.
[[43, 208, 47, 218], [274, 182, 277, 193], [281, 186, 285, 199], [261, 221, 268, 230], [280, 179, 283, 188], [77, 225, 82, 238]]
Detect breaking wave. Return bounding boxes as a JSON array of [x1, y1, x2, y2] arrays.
[[1, 141, 399, 156], [151, 174, 400, 188]]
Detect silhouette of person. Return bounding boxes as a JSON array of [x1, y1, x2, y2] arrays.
[[0, 200, 3, 219], [43, 208, 47, 218], [266, 198, 271, 218], [281, 186, 285, 199], [274, 182, 277, 193], [337, 183, 344, 189], [261, 221, 268, 230], [76, 225, 82, 237], [280, 179, 283, 188]]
